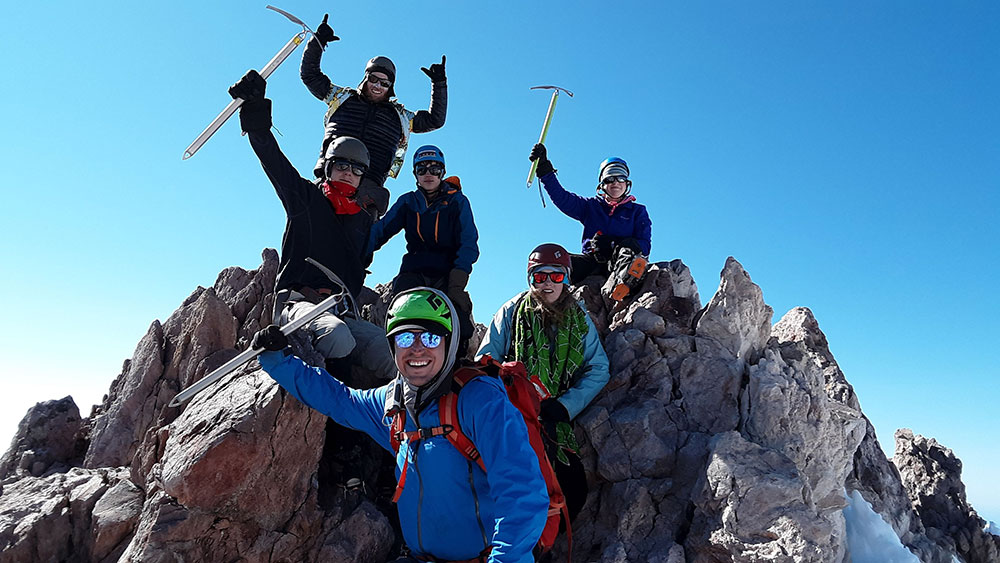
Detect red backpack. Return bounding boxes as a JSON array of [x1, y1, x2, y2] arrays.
[[388, 355, 572, 558]]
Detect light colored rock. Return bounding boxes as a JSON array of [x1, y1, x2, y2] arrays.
[[689, 431, 843, 562], [695, 257, 773, 364]]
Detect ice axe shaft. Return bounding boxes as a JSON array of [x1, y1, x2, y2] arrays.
[[526, 85, 574, 188], [182, 6, 313, 160], [167, 290, 343, 407]]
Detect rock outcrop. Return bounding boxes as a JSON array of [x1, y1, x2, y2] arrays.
[[0, 251, 993, 562]]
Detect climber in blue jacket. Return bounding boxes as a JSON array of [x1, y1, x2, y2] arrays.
[[253, 287, 547, 563], [529, 143, 652, 299], [368, 145, 479, 353]]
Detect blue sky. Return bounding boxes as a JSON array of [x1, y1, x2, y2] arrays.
[[1, 1, 997, 521]]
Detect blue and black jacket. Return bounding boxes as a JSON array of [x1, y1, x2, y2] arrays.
[[368, 178, 480, 277], [258, 351, 548, 563], [540, 172, 653, 256]]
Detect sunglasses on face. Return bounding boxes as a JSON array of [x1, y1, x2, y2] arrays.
[[414, 164, 444, 177], [331, 161, 366, 177], [601, 175, 629, 186], [367, 74, 393, 88], [393, 331, 443, 349], [531, 271, 566, 284]]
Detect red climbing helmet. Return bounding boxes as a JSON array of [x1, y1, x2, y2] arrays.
[[527, 243, 571, 273]]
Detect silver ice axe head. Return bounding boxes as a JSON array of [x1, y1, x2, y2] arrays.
[[526, 84, 574, 193]]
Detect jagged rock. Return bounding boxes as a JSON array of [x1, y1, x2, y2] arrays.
[[158, 365, 323, 529], [894, 429, 1000, 563], [0, 396, 85, 479], [4, 252, 994, 563], [91, 478, 144, 562], [688, 431, 843, 562], [695, 257, 773, 363], [745, 312, 867, 512], [770, 307, 859, 410], [0, 467, 133, 563]]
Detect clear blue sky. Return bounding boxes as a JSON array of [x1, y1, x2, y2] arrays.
[[1, 1, 996, 522]]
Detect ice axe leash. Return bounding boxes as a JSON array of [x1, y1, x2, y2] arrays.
[[182, 6, 314, 160], [167, 257, 351, 408], [526, 85, 574, 205]]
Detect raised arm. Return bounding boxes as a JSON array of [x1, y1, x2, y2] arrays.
[[299, 14, 339, 101], [530, 144, 590, 222], [230, 70, 310, 214], [366, 194, 408, 256], [411, 55, 448, 133]]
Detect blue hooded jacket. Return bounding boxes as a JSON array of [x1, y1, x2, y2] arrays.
[[258, 351, 547, 563], [368, 178, 480, 276], [540, 172, 652, 256]]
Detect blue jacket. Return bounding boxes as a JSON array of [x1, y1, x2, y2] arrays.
[[258, 351, 547, 563], [368, 179, 480, 276], [540, 172, 652, 256], [475, 292, 610, 419]]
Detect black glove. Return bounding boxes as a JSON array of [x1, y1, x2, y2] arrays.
[[420, 55, 447, 82], [229, 70, 272, 132], [530, 143, 554, 177], [251, 325, 288, 352], [589, 232, 613, 261], [228, 69, 266, 102], [539, 398, 570, 442], [618, 237, 642, 254], [315, 14, 340, 46], [447, 268, 473, 312]]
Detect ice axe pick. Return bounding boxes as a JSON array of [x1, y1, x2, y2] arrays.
[[182, 6, 314, 160], [526, 85, 574, 194]]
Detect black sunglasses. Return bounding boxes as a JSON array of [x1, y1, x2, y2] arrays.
[[414, 163, 444, 177], [330, 160, 366, 177]]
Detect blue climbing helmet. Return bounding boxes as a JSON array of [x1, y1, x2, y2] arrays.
[[413, 145, 445, 167], [597, 156, 631, 197]]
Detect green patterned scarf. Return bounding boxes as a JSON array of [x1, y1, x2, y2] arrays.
[[513, 291, 590, 463], [513, 292, 589, 398]]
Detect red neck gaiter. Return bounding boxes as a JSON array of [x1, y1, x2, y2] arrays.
[[322, 180, 362, 215]]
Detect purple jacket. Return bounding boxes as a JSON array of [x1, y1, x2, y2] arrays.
[[539, 172, 652, 255]]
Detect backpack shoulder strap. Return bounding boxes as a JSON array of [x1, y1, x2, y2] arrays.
[[439, 366, 490, 472]]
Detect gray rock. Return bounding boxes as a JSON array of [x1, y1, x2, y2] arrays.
[[695, 257, 773, 364], [0, 396, 85, 479], [688, 431, 843, 562], [894, 429, 1000, 563]]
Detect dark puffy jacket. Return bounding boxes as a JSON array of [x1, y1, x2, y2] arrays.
[[539, 172, 652, 255], [368, 178, 479, 277], [301, 38, 447, 184], [247, 127, 371, 297]]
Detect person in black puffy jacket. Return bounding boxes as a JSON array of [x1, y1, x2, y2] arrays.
[[300, 14, 447, 218]]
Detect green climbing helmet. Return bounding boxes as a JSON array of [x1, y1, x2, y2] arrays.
[[385, 288, 453, 336]]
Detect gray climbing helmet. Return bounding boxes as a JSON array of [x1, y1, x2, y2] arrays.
[[323, 137, 370, 179]]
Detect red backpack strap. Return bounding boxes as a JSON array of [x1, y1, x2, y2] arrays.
[[388, 405, 452, 503], [439, 367, 488, 472]]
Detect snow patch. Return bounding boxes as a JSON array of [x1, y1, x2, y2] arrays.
[[844, 489, 920, 563], [986, 520, 1000, 536]]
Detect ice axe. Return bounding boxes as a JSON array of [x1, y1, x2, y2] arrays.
[[167, 258, 353, 408], [526, 85, 574, 202], [182, 5, 314, 160]]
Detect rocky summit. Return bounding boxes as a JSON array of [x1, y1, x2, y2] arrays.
[[1, 250, 996, 562]]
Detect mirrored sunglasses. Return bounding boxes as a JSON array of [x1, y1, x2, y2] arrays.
[[331, 161, 366, 177], [367, 74, 393, 88], [531, 271, 566, 284], [393, 331, 443, 349], [601, 175, 629, 185], [414, 164, 444, 177]]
